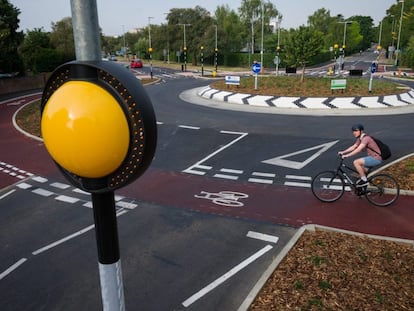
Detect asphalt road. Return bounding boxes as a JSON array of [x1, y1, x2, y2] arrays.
[[1, 61, 414, 310]]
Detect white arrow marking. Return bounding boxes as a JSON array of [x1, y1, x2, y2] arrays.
[[262, 140, 339, 169]]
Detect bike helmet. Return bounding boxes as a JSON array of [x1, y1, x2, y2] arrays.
[[351, 124, 364, 131]]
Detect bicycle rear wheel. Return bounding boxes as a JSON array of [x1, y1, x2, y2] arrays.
[[365, 174, 400, 207], [311, 171, 345, 202]]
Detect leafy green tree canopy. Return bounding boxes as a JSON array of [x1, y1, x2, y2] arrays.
[[0, 0, 24, 74]]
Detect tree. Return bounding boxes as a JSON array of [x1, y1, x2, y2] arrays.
[[349, 16, 374, 51], [214, 5, 244, 53], [19, 28, 63, 73], [49, 17, 75, 61], [284, 26, 324, 82], [166, 6, 214, 65], [307, 8, 335, 35], [238, 0, 279, 53], [0, 0, 24, 74]]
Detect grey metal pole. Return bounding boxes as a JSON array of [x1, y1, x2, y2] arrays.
[[70, 1, 125, 310], [70, 0, 101, 61]]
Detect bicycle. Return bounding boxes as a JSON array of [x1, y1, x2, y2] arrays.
[[311, 156, 400, 207]]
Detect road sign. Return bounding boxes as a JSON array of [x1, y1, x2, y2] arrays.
[[273, 56, 280, 65], [370, 62, 377, 73], [252, 62, 261, 74]]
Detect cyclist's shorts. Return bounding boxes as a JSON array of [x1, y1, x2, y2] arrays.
[[363, 156, 382, 167]]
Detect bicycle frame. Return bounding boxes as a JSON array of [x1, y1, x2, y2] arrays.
[[334, 158, 360, 192], [312, 156, 400, 206]]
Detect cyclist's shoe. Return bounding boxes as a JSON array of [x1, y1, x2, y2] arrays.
[[356, 179, 368, 188]]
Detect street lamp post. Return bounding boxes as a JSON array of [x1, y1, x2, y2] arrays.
[[214, 25, 218, 72], [338, 21, 352, 76], [395, 0, 404, 66], [178, 23, 191, 72], [260, 1, 264, 71], [164, 13, 170, 64], [200, 46, 204, 76], [148, 17, 154, 79], [275, 16, 281, 76], [121, 25, 126, 58]]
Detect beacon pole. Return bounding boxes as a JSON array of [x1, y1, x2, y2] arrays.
[[92, 192, 124, 311], [70, 1, 125, 310], [41, 2, 157, 310]]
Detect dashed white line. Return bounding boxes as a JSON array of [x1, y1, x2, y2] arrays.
[[284, 181, 311, 188], [213, 173, 239, 180], [32, 188, 55, 197], [32, 176, 48, 183], [179, 125, 200, 130], [55, 195, 80, 204], [248, 178, 273, 184], [0, 258, 28, 280], [32, 224, 95, 255], [16, 182, 32, 189], [246, 231, 279, 243], [50, 182, 71, 190], [285, 175, 312, 181], [252, 172, 276, 178], [0, 189, 16, 200]]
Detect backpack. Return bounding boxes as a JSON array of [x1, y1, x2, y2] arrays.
[[367, 136, 392, 160]]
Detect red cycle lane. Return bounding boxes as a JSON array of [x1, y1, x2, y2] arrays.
[[2, 94, 414, 241], [0, 94, 57, 188], [120, 168, 414, 240]]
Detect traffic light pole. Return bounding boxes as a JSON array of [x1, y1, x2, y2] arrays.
[[70, 1, 125, 310]]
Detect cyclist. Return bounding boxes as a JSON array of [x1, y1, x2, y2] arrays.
[[338, 124, 382, 188]]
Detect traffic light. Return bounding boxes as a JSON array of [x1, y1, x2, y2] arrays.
[[41, 60, 157, 193]]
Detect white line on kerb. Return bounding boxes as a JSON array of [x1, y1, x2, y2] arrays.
[[182, 245, 273, 308]]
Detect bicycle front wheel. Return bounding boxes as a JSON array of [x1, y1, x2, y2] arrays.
[[311, 171, 345, 203], [365, 174, 400, 207]]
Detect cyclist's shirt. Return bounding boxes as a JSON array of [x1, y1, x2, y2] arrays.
[[357, 134, 381, 160]]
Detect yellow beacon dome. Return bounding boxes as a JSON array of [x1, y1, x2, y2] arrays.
[[41, 80, 130, 178]]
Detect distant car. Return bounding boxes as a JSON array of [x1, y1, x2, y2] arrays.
[[130, 59, 143, 68]]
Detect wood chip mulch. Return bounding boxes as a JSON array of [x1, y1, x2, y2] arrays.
[[249, 229, 414, 311]]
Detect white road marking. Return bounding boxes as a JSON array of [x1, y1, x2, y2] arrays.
[[179, 125, 200, 130], [286, 175, 312, 181], [252, 172, 276, 178], [246, 231, 279, 244], [213, 173, 239, 180], [284, 181, 311, 188], [55, 195, 80, 204], [248, 178, 273, 184], [0, 189, 16, 200], [32, 176, 48, 183], [32, 188, 54, 197], [182, 245, 273, 307], [31, 210, 130, 256], [0, 258, 28, 280], [50, 182, 71, 189], [220, 168, 243, 174], [183, 131, 248, 174], [32, 224, 96, 255], [16, 182, 32, 189], [262, 140, 339, 169]]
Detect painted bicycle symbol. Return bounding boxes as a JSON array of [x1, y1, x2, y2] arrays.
[[194, 191, 249, 207]]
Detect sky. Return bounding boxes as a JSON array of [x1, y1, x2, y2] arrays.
[[10, 0, 397, 36]]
